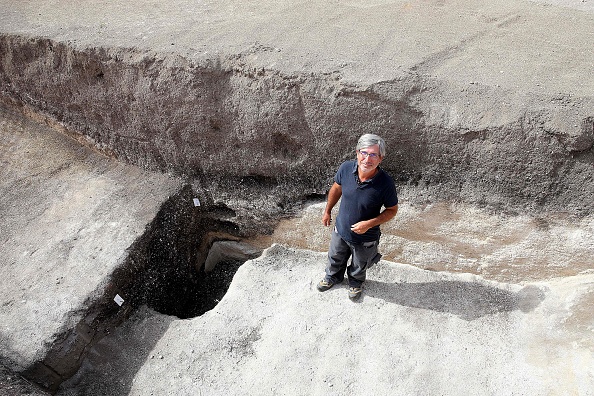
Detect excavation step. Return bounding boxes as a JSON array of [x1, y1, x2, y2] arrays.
[[0, 104, 185, 390]]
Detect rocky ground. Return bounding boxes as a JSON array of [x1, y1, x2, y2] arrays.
[[57, 245, 593, 395], [0, 0, 593, 394], [253, 201, 594, 283], [2, 105, 592, 395], [0, 103, 184, 392]]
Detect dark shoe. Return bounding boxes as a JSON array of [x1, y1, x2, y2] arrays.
[[348, 286, 362, 300], [317, 279, 334, 292]]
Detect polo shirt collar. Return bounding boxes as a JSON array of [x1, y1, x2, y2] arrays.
[[352, 161, 382, 185]]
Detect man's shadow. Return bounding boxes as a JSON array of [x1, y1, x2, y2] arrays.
[[364, 279, 546, 321]]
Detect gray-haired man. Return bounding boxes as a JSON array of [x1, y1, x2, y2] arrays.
[[317, 134, 398, 300]]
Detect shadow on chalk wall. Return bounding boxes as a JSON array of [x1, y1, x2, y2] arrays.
[[365, 280, 546, 321], [56, 306, 175, 396]]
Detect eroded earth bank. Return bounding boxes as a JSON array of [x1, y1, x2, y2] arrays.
[[1, 0, 593, 395]]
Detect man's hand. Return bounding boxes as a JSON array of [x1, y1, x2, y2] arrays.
[[350, 220, 372, 234], [322, 212, 332, 226], [349, 205, 398, 235]]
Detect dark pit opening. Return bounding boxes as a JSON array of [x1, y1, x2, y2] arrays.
[[124, 185, 263, 320], [146, 258, 245, 319]]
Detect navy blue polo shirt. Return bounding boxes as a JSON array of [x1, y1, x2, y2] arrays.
[[335, 160, 398, 243]]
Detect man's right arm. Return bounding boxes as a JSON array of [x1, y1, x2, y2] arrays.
[[322, 182, 342, 226]]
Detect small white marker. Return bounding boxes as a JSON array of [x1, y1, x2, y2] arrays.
[[193, 198, 201, 207], [114, 294, 124, 306]]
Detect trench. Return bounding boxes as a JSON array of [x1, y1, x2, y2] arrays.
[[130, 186, 262, 320], [23, 184, 264, 394], [1, 28, 593, 395]]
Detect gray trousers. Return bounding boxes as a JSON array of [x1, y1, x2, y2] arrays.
[[324, 228, 382, 288]]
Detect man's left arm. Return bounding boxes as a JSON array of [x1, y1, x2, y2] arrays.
[[350, 204, 398, 235]]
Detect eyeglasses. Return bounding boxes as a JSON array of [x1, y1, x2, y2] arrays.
[[358, 150, 380, 159]]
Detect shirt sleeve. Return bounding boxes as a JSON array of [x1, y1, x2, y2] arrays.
[[334, 161, 349, 185], [383, 176, 399, 207]]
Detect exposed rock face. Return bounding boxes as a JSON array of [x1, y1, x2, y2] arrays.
[[203, 241, 262, 272], [1, 0, 593, 394], [0, 0, 593, 217]]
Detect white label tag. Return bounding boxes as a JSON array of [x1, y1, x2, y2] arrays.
[[114, 294, 124, 306], [193, 198, 201, 207]]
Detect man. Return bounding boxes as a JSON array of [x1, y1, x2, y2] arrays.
[[317, 134, 398, 300]]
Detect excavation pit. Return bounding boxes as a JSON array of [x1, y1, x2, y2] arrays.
[[146, 258, 246, 319], [125, 189, 263, 320], [43, 191, 266, 394]]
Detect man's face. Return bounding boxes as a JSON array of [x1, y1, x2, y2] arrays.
[[356, 144, 382, 172]]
